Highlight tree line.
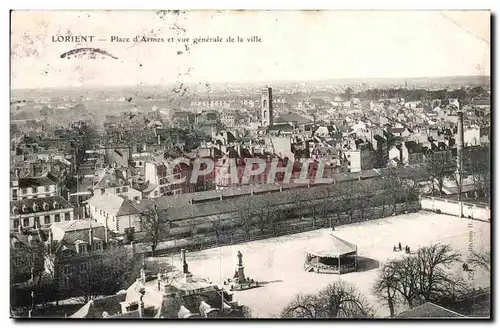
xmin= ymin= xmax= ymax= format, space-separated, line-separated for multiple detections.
xmin=140 ymin=168 xmax=421 ymax=256
xmin=341 ymin=86 xmax=489 ymax=103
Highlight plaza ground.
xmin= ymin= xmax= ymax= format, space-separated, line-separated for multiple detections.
xmin=153 ymin=211 xmax=490 ymax=318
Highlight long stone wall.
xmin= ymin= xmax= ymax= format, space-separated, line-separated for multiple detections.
xmin=420 ymin=196 xmax=490 ymax=221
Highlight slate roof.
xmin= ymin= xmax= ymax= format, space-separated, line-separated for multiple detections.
xmin=396 ymin=302 xmax=465 ymax=318
xmin=18 ymin=176 xmax=56 ymax=188
xmin=11 ymin=196 xmax=73 ymax=214
xmin=51 ymin=219 xmax=104 ymax=233
xmin=71 ymin=292 xmax=126 ymax=319
xmin=86 ymin=193 xmax=140 ymax=217
xmin=275 ymin=113 xmax=312 ymax=126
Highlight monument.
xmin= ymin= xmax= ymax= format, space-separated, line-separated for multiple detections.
xmin=224 ymin=251 xmax=258 ymax=291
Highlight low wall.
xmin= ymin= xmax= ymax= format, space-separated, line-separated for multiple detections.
xmin=420 ymin=196 xmax=490 ymax=221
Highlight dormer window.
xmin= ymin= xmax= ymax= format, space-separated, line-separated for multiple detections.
xmin=75 ymin=242 xmax=88 ymax=254
xmin=32 ymin=203 xmax=38 ymax=212
xmin=22 ymin=205 xmax=28 ymax=213
xmin=12 ymin=206 xmax=18 ymax=215
xmin=52 ymin=201 xmax=59 ymax=209
xmin=42 ymin=202 xmax=49 ymax=211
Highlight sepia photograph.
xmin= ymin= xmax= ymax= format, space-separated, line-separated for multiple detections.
xmin=9 ymin=9 xmax=491 ymax=319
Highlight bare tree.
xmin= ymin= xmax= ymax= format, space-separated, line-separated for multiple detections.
xmin=373 ymin=260 xmax=399 ymax=317
xmin=425 ymin=150 xmax=453 ymax=196
xmin=141 ymin=205 xmax=169 ymax=256
xmin=416 ymin=244 xmax=461 ymax=303
xmin=392 ymin=255 xmax=421 ymax=309
xmin=73 ymin=248 xmax=138 ymax=303
xmin=374 ymin=243 xmax=462 ymax=312
xmin=469 ymin=250 xmax=490 ymax=274
xmin=234 ymin=201 xmax=254 ymax=240
xmin=281 ymin=281 xmax=373 ymax=318
xmin=464 ymin=146 xmax=490 ymax=202
xmin=211 ymin=215 xmax=223 ymax=246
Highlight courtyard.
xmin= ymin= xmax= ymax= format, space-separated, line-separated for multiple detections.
xmin=154 ymin=211 xmax=490 ymax=318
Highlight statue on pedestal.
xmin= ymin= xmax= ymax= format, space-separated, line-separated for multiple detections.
xmin=237 ymin=251 xmax=243 ymax=267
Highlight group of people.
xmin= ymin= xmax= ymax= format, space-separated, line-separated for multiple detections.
xmin=462 ymin=263 xmax=470 ymax=272
xmin=393 ymin=242 xmax=411 ymax=254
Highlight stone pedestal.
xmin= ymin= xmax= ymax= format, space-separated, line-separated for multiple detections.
xmin=224 ymin=251 xmax=258 ymax=291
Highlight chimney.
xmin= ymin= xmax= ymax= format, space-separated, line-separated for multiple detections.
xmin=456 ymin=111 xmax=464 ymax=175
xmin=88 ymin=220 xmax=94 ymax=252
xmin=104 ymin=225 xmax=109 ymax=243
xmin=48 ymin=229 xmax=54 ymax=251
xmin=237 ymin=144 xmax=242 ymax=158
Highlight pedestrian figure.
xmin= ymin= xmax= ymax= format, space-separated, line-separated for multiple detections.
xmin=393 ymin=245 xmax=397 ymax=252
xmin=462 ymin=263 xmax=466 ymax=271
xmin=398 ymin=242 xmax=402 ymax=251
xmin=332 ymin=225 xmax=335 ymax=231
xmin=464 ymin=263 xmax=469 ymax=271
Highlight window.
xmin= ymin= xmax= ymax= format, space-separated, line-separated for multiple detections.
xmin=21 ymin=188 xmax=28 ymax=195
xmin=23 ymin=218 xmax=29 ymax=227
xmin=65 ymin=212 xmax=71 ymax=221
xmin=61 ymin=278 xmax=71 ymax=290
xmin=63 ymin=265 xmax=73 ymax=276
xmin=44 ymin=186 xmax=50 ymax=192
xmin=44 ymin=216 xmax=51 ymax=225
xmin=79 ymin=262 xmax=89 ymax=272
xmin=115 ymin=188 xmax=120 ymax=193
xmin=79 ymin=244 xmax=87 ymax=254
xmin=55 ymin=214 xmax=61 ymax=222
xmin=94 ymin=242 xmax=103 ymax=251
xmin=13 ymin=219 xmax=19 ymax=228
xmin=12 ymin=189 xmax=18 ymax=201
xmin=100 ymin=189 xmax=105 ymax=195
xmin=122 ymin=187 xmax=128 ymax=192
xmin=34 ymin=217 xmax=40 ymax=226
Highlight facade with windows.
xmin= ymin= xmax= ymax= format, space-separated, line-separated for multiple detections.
xmin=10 ymin=176 xmax=57 ymax=201
xmin=10 ymin=196 xmax=74 ymax=231
xmin=44 ymin=220 xmax=119 ymax=292
xmin=86 ymin=192 xmax=142 ymax=234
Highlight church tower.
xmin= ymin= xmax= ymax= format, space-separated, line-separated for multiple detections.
xmin=261 ymin=87 xmax=273 ymax=127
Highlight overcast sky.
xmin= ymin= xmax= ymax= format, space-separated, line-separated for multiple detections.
xmin=11 ymin=10 xmax=490 ymax=89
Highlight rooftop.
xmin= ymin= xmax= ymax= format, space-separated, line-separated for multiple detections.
xmin=395 ymin=302 xmax=465 ymax=318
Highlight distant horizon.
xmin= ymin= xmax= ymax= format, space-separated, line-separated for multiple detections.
xmin=10 ymin=74 xmax=491 ymax=92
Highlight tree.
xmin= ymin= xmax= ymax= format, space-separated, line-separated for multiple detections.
xmin=425 ymin=151 xmax=454 ymax=195
xmin=70 ymin=248 xmax=140 ymax=303
xmin=339 ymin=181 xmax=356 ymax=222
xmin=343 ymin=87 xmax=354 ymax=101
xmin=141 ymin=205 xmax=169 ymax=256
xmin=374 ymin=244 xmax=462 ymax=312
xmin=469 ymin=250 xmax=490 ymax=274
xmin=281 ymin=280 xmax=373 ymax=318
xmin=415 ymin=244 xmax=461 ymax=303
xmin=464 ymin=146 xmax=490 ymax=203
xmin=235 ymin=202 xmax=254 ymax=240
xmin=211 ymin=215 xmax=224 ymax=246
xmin=373 ymin=260 xmax=399 ymax=317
